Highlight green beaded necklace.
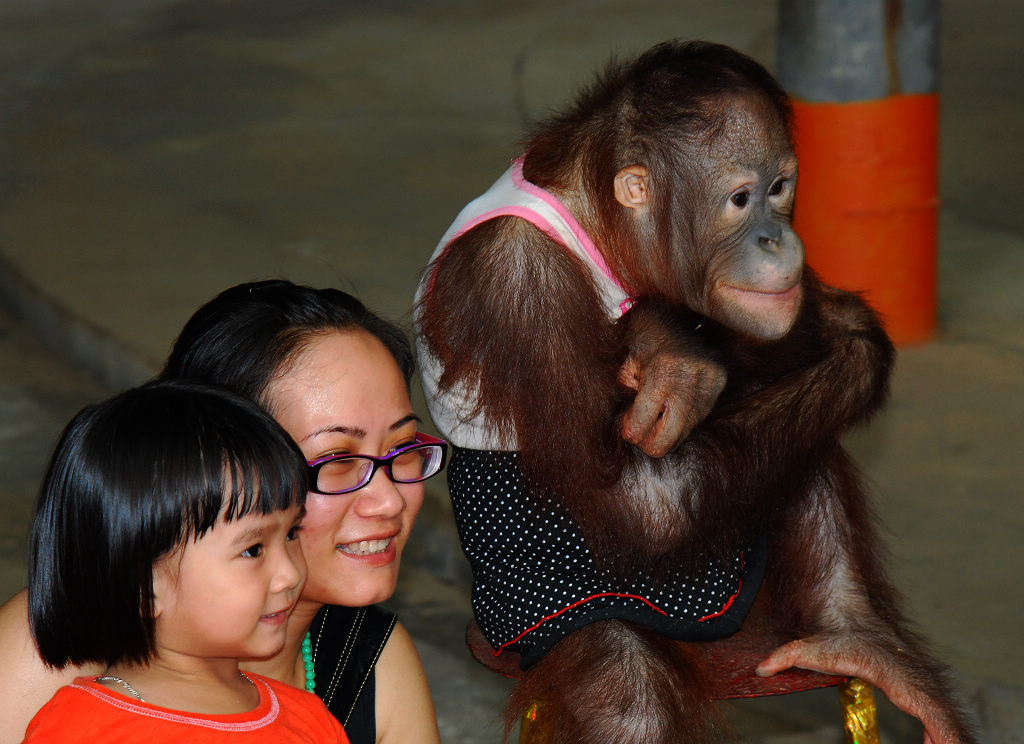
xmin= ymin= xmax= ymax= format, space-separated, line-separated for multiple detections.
xmin=302 ymin=631 xmax=315 ymax=692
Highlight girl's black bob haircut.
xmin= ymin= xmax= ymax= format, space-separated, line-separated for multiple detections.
xmin=28 ymin=379 xmax=307 ymax=669
xmin=161 ymin=279 xmax=414 ymax=409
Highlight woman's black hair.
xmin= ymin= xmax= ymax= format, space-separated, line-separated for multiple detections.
xmin=27 ymin=379 xmax=307 ymax=669
xmin=161 ymin=280 xmax=414 ymax=409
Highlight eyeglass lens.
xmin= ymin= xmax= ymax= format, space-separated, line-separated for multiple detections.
xmin=315 ymin=445 xmax=444 ymax=494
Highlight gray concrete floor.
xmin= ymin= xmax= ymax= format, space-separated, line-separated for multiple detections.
xmin=0 ymin=1 xmax=1021 ymax=742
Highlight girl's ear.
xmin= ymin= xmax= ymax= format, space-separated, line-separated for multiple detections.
xmin=150 ymin=560 xmax=175 ymax=619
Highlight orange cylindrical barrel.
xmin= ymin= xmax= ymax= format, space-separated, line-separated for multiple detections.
xmin=791 ymin=94 xmax=939 ymax=344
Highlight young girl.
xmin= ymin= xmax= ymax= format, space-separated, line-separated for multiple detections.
xmin=23 ymin=380 xmax=348 ymax=742
xmin=0 ymin=282 xmax=442 ymax=744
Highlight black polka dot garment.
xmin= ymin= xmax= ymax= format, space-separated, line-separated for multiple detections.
xmin=448 ymin=447 xmax=767 ymax=669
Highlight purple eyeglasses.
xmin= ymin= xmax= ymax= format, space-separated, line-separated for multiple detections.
xmin=306 ymin=433 xmax=449 ymax=495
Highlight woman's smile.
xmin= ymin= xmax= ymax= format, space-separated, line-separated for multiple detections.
xmin=337 ymin=536 xmax=394 ymax=556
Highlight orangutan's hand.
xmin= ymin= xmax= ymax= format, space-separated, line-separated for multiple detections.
xmin=619 ymin=350 xmax=726 ymax=457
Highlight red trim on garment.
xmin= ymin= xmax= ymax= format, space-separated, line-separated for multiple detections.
xmin=494 ymin=551 xmax=747 ymax=656
xmin=698 ymin=551 xmax=745 ymax=622
xmin=494 ymin=592 xmax=669 ymax=656
xmin=696 ymin=552 xmax=745 ymax=622
xmin=697 ymin=579 xmax=742 ymax=621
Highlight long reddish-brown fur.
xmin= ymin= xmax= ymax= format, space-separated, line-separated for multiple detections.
xmin=419 ymin=40 xmax=976 ymax=744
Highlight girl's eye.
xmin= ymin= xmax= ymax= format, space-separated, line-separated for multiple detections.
xmin=730 ymin=191 xmax=749 ymax=208
xmin=241 ymin=543 xmax=264 ymax=558
xmin=286 ymin=525 xmax=302 ymax=541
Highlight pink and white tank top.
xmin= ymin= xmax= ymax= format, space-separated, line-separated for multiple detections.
xmin=415 ymin=158 xmax=631 ymax=450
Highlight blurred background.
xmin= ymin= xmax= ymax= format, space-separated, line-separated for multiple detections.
xmin=1 ymin=1 xmax=1021 ymax=741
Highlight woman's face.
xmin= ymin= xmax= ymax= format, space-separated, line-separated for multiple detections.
xmin=266 ymin=329 xmax=423 ymax=608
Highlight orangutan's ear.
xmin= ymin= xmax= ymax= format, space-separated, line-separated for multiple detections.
xmin=614 ymin=165 xmax=650 ymax=210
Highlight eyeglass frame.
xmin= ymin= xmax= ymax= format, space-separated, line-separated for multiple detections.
xmin=305 ymin=432 xmax=449 ymax=495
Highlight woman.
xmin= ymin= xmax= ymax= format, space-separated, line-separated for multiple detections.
xmin=0 ymin=280 xmax=442 ymax=744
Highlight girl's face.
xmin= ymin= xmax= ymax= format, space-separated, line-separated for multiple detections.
xmin=267 ymin=330 xmax=424 ymax=608
xmin=153 ymin=503 xmax=306 ymax=662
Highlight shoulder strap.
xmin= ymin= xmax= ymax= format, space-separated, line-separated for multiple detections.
xmin=433 ymin=157 xmax=632 ymax=319
xmin=310 ymin=604 xmax=397 ymax=738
